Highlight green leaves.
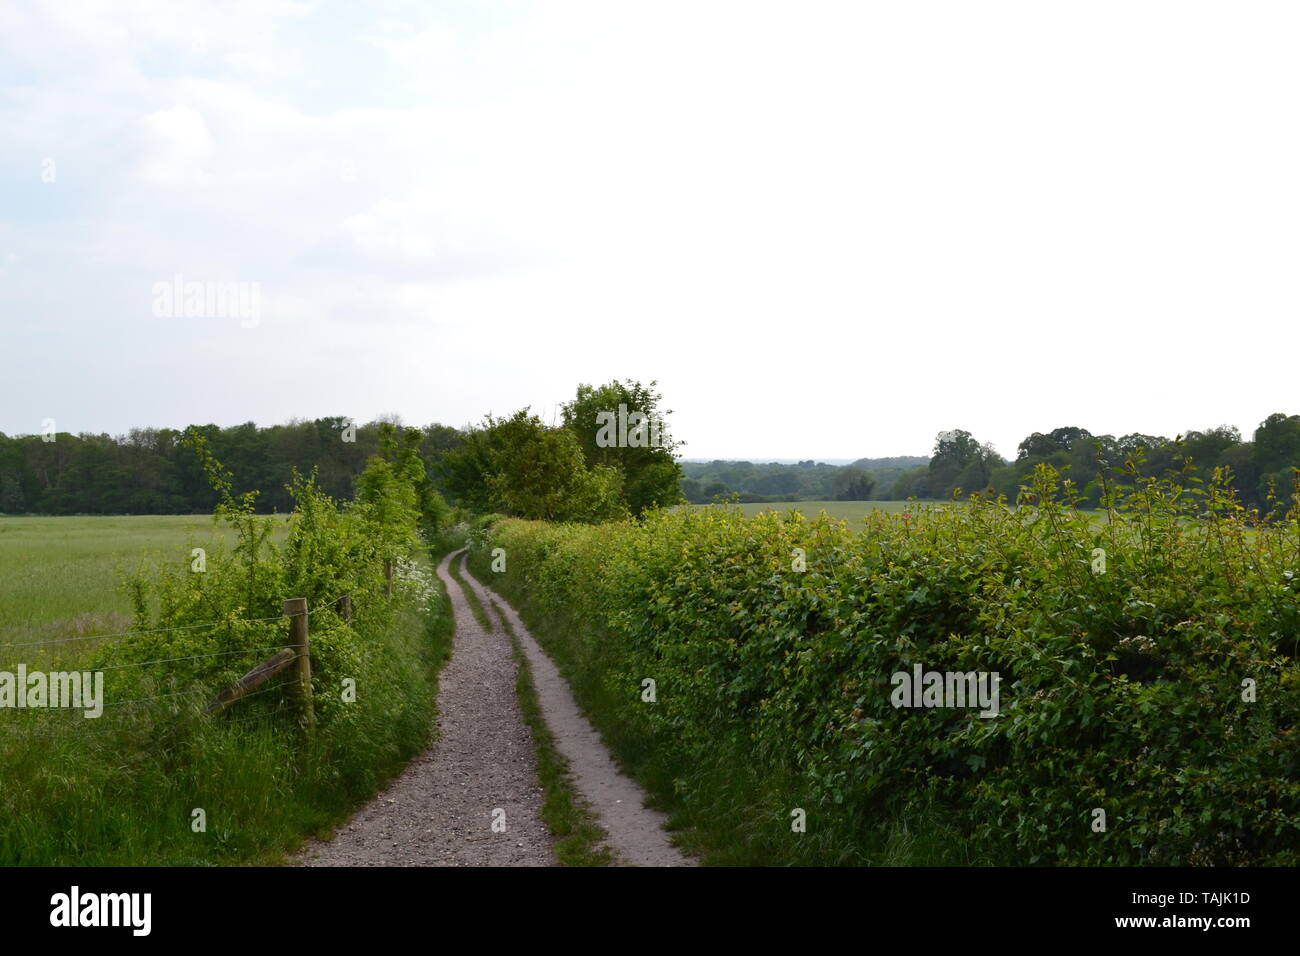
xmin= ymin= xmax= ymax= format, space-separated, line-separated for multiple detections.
xmin=443 ymin=410 xmax=628 ymax=523
xmin=478 ymin=478 xmax=1300 ymax=865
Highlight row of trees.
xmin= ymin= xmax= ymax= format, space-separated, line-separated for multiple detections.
xmin=892 ymin=414 xmax=1300 ymax=512
xmin=0 ymin=417 xmax=463 ymax=516
xmin=0 ymin=380 xmax=684 ymax=523
xmin=7 ymin=399 xmax=1300 ymax=518
xmin=679 ymin=456 xmax=926 ymax=502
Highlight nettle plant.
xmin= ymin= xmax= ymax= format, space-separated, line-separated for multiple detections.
xmin=99 ymin=426 xmax=432 ymax=723
xmin=477 ymin=457 xmax=1300 ymax=866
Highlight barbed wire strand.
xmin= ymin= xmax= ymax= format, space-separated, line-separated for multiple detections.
xmin=0 ymin=591 xmax=365 ymax=739
xmin=306 ymin=594 xmax=349 ymax=616
xmin=96 ymin=644 xmax=303 ymax=671
xmin=103 ymin=687 xmax=203 ymax=708
xmin=0 ymin=677 xmax=304 ymax=741
xmin=2 ymin=614 xmax=285 ymax=650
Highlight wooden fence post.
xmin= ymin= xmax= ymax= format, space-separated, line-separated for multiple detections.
xmin=284 ymin=597 xmax=315 ymax=732
xmin=384 ymin=560 xmax=394 ymax=599
xmin=204 ymin=648 xmax=298 ymax=716
xmin=339 ymin=593 xmax=352 ymax=625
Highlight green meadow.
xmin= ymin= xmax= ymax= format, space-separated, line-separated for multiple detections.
xmin=0 ymin=501 xmax=453 ymax=866
xmin=703 ymin=499 xmax=1114 ymax=529
xmin=0 ymin=515 xmax=290 ymax=657
xmin=693 ymin=499 xmax=957 ymax=522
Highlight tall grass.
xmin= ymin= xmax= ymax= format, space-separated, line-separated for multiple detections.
xmin=0 ymin=427 xmax=456 ymax=866
xmin=0 ymin=515 xmax=289 ymax=650
xmin=0 ymin=564 xmax=451 ymax=866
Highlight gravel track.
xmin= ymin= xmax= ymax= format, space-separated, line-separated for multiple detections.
xmin=294 ymin=548 xmax=691 ymax=867
xmin=294 ymin=549 xmax=550 ymax=866
xmin=464 ymin=566 xmax=692 ymax=867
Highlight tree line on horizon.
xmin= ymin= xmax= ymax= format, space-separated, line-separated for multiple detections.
xmin=0 ymin=380 xmax=684 ymax=522
xmin=3 ymin=400 xmax=1299 ymax=519
xmin=898 ymin=416 xmax=1300 ymax=513
xmin=679 ymin=456 xmax=926 ymax=503
xmin=679 ymin=417 xmax=1300 ymax=514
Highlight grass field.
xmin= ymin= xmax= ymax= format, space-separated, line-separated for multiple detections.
xmin=0 ymin=515 xmax=290 ymax=656
xmin=692 ymin=499 xmax=1115 ymax=529
xmin=692 ymin=499 xmax=957 ymax=522
xmin=0 ymin=512 xmax=453 ymax=866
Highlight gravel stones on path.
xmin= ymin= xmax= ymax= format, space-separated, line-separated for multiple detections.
xmin=296 ymin=548 xmax=692 ymax=867
xmin=295 ymin=549 xmax=550 ymax=867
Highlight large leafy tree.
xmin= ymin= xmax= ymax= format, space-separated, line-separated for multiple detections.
xmin=1254 ymin=413 xmax=1300 ymax=474
xmin=831 ymin=467 xmax=876 ymax=501
xmin=561 ymin=380 xmax=684 ymax=515
xmin=1252 ymin=413 xmax=1300 ymax=509
xmin=1182 ymin=426 xmax=1241 ymax=468
xmin=927 ymin=429 xmax=996 ymax=498
xmin=356 ymin=422 xmax=449 ymax=538
xmin=440 ymin=410 xmax=626 ymax=522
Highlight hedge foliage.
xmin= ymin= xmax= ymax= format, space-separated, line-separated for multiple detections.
xmin=473 ymin=462 xmax=1300 ymax=865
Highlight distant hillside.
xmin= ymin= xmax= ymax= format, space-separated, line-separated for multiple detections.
xmin=848 ymin=456 xmax=930 ymax=471
xmin=679 ymin=456 xmax=929 ymax=503
xmin=846 ymin=456 xmax=930 ymax=499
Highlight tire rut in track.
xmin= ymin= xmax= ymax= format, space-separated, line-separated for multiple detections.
xmin=294 ymin=548 xmax=691 ymax=867
xmin=294 ymin=549 xmax=550 ymax=866
xmin=463 ymin=559 xmax=692 ymax=867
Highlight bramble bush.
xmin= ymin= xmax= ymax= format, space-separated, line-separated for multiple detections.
xmin=94 ymin=424 xmax=431 ymax=715
xmin=471 ymin=460 xmax=1300 ymax=865
xmin=0 ymin=423 xmax=453 ymax=865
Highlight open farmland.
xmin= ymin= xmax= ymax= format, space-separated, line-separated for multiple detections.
xmin=698 ymin=499 xmax=1116 ymax=528
xmin=0 ymin=515 xmax=290 ymax=655
xmin=0 ymin=452 xmax=453 ymax=866
xmin=700 ymin=499 xmax=955 ymax=521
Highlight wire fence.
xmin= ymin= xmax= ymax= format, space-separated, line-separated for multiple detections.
xmin=0 ymin=676 xmax=305 ymax=744
xmin=0 ymin=593 xmax=349 ymax=652
xmin=0 ymin=594 xmax=352 ymax=735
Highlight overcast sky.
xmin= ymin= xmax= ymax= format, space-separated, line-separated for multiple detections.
xmin=2 ymin=1 xmax=1298 ymax=460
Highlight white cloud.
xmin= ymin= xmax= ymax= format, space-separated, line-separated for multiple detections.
xmin=2 ymin=0 xmax=1299 ymax=457
xmin=363 ymin=19 xmax=460 ymax=65
xmin=136 ymin=105 xmax=214 ymax=185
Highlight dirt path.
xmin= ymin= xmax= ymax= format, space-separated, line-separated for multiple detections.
xmin=463 ymin=565 xmax=692 ymax=867
xmin=295 ymin=548 xmax=691 ymax=867
xmin=295 ymin=549 xmax=550 ymax=866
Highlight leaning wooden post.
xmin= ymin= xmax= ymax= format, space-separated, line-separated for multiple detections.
xmin=284 ymin=597 xmax=315 ymax=732
xmin=204 ymin=648 xmax=298 ymax=716
xmin=339 ymin=593 xmax=352 ymax=625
